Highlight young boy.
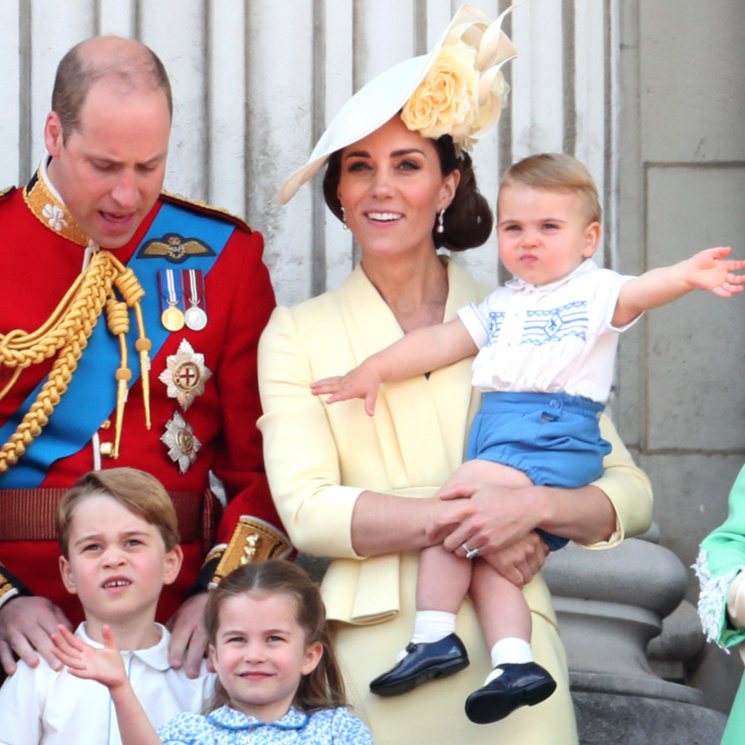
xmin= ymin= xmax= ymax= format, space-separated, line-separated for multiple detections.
xmin=311 ymin=153 xmax=745 ymax=724
xmin=0 ymin=468 xmax=213 ymax=745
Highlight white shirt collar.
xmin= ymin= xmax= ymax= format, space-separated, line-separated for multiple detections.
xmin=76 ymin=622 xmax=172 ymax=672
xmin=506 ymin=258 xmax=598 ymax=294
xmin=40 ymin=154 xmax=65 ymax=205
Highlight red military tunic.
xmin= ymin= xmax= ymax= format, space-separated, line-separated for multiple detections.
xmin=0 ymin=166 xmax=287 ymax=625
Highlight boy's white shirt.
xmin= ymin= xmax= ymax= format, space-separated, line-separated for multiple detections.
xmin=458 ymin=259 xmax=641 ymax=403
xmin=0 ymin=622 xmax=215 ymax=745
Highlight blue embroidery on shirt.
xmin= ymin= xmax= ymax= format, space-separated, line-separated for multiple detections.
xmin=486 ymin=311 xmax=505 ymax=343
xmin=485 ymin=302 xmax=589 ymax=347
xmin=521 ymin=302 xmax=588 ymax=345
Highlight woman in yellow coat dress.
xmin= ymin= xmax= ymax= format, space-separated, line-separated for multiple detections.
xmin=259 ymin=7 xmax=653 ymax=744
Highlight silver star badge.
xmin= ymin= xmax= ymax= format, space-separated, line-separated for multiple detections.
xmin=161 ymin=410 xmax=201 ymax=474
xmin=159 ymin=339 xmax=212 ymax=411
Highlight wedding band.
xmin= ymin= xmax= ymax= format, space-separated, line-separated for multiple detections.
xmin=462 ymin=542 xmax=479 ymax=560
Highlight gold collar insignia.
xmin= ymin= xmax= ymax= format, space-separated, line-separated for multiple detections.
xmin=23 ymin=166 xmax=91 ymax=247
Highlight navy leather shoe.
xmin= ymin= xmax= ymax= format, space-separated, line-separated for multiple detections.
xmin=369 ymin=633 xmax=469 ymax=696
xmin=465 ymin=661 xmax=556 ymax=724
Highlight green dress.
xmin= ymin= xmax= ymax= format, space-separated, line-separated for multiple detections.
xmin=696 ymin=464 xmax=745 ymax=745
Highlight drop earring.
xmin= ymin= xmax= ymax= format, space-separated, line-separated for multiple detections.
xmin=436 ymin=209 xmax=445 ymax=234
xmin=341 ymin=206 xmax=349 ymax=230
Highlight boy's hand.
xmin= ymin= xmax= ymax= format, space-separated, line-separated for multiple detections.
xmin=51 ymin=624 xmax=128 ymax=692
xmin=310 ymin=364 xmax=383 ymax=416
xmin=683 ymin=246 xmax=745 ymax=297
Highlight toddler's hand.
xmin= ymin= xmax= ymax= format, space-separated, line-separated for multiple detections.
xmin=310 ymin=365 xmax=382 ymax=416
xmin=51 ymin=624 xmax=128 ymax=692
xmin=684 ymin=246 xmax=745 ymax=297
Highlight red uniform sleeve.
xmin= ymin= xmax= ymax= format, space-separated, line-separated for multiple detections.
xmin=192 ymin=227 xmax=292 ymax=592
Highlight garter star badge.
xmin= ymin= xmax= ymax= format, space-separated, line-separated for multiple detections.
xmin=159 ymin=339 xmax=212 ymax=411
xmin=161 ymin=410 xmax=201 ymax=474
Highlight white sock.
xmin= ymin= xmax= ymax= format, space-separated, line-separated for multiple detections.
xmin=485 ymin=638 xmax=533 ymax=685
xmin=395 ymin=611 xmax=457 ymax=662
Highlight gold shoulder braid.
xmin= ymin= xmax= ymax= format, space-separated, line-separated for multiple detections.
xmin=0 ymin=249 xmax=152 ymax=472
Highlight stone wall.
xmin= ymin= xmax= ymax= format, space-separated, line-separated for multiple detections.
xmin=617 ymin=0 xmax=745 ymax=713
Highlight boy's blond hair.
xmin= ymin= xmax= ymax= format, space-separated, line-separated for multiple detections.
xmin=500 ymin=152 xmax=602 ymax=224
xmin=56 ymin=468 xmax=180 ymax=557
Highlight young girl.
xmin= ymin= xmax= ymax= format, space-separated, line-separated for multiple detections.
xmin=311 ymin=153 xmax=745 ymax=725
xmin=52 ymin=560 xmax=373 ymax=745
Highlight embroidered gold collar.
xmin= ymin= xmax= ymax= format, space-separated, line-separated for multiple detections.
xmin=23 ymin=164 xmax=91 ymax=248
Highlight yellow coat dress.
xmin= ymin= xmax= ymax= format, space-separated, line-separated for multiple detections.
xmin=258 ymin=259 xmax=653 ymax=745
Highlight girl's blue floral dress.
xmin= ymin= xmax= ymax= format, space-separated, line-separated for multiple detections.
xmin=156 ymin=705 xmax=373 ymax=744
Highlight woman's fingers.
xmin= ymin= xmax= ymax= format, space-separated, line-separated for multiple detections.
xmin=479 ymin=534 xmax=550 ymax=587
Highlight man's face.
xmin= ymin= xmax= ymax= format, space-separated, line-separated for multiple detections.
xmin=45 ymin=82 xmax=171 ymax=248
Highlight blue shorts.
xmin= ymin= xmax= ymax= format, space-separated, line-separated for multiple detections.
xmin=466 ymin=391 xmax=611 ymax=550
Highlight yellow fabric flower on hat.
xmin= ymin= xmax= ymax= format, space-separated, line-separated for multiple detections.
xmin=402 ymin=42 xmax=479 ymax=140
xmin=402 ymin=4 xmax=517 ymax=152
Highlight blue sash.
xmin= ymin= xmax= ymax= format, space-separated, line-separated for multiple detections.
xmin=0 ymin=202 xmax=234 ymax=487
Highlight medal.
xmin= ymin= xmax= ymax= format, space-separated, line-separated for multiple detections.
xmin=159 ymin=339 xmax=212 ymax=411
xmin=183 ymin=269 xmax=208 ymax=331
xmin=162 ymin=305 xmax=185 ymax=331
xmin=161 ymin=410 xmax=201 ymax=473
xmin=159 ymin=269 xmax=185 ymax=331
xmin=184 ymin=306 xmax=207 ymax=331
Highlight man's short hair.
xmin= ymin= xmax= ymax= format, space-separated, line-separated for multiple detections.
xmin=51 ymin=37 xmax=173 ymax=142
xmin=500 ymin=152 xmax=602 ymax=225
xmin=56 ymin=468 xmax=180 ymax=557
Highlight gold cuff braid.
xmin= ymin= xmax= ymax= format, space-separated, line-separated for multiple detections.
xmin=0 ymin=562 xmax=20 ymax=606
xmin=210 ymin=517 xmax=292 ymax=587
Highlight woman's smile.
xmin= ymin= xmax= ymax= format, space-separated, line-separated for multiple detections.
xmin=365 ymin=211 xmax=403 ymax=224
xmin=338 ymin=116 xmax=457 ymax=260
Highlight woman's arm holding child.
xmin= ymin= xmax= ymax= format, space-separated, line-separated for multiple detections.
xmin=311 ymin=318 xmax=477 ymax=415
xmin=613 ymin=246 xmax=745 ymax=327
xmin=52 ymin=626 xmax=162 ymax=745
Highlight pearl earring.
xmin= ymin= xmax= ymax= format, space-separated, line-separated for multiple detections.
xmin=341 ymin=206 xmax=349 ymax=230
xmin=436 ymin=209 xmax=445 ymax=234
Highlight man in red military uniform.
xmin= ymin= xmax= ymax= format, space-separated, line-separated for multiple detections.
xmin=0 ymin=36 xmax=289 ymax=678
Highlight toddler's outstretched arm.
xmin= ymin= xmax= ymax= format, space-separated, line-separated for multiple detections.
xmin=311 ymin=318 xmax=477 ymax=415
xmin=52 ymin=625 xmax=163 ymax=745
xmin=614 ymin=246 xmax=745 ymax=326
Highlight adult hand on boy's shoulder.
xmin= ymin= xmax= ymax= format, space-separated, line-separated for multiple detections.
xmin=168 ymin=592 xmax=213 ymax=678
xmin=0 ymin=596 xmax=72 ymax=674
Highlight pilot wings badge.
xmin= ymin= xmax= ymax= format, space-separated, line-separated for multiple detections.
xmin=137 ymin=232 xmax=216 ymax=264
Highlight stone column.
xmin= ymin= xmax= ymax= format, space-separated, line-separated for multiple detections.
xmin=543 ymin=528 xmax=727 ymax=744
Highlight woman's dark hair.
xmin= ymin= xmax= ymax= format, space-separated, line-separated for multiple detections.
xmin=322 ymin=128 xmax=493 ymax=252
xmin=203 ymin=560 xmax=347 ymax=715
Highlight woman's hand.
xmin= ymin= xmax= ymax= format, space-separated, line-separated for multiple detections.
xmin=727 ymin=572 xmax=745 ymax=628
xmin=429 ymin=481 xmax=544 ymax=555
xmin=428 ymin=481 xmax=549 ymax=587
xmin=478 ymin=533 xmax=549 ymax=588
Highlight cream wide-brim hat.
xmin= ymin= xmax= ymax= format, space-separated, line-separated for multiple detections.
xmin=278 ymin=3 xmax=517 ymax=205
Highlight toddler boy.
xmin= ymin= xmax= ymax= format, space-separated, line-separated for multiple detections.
xmin=312 ymin=153 xmax=745 ymax=724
